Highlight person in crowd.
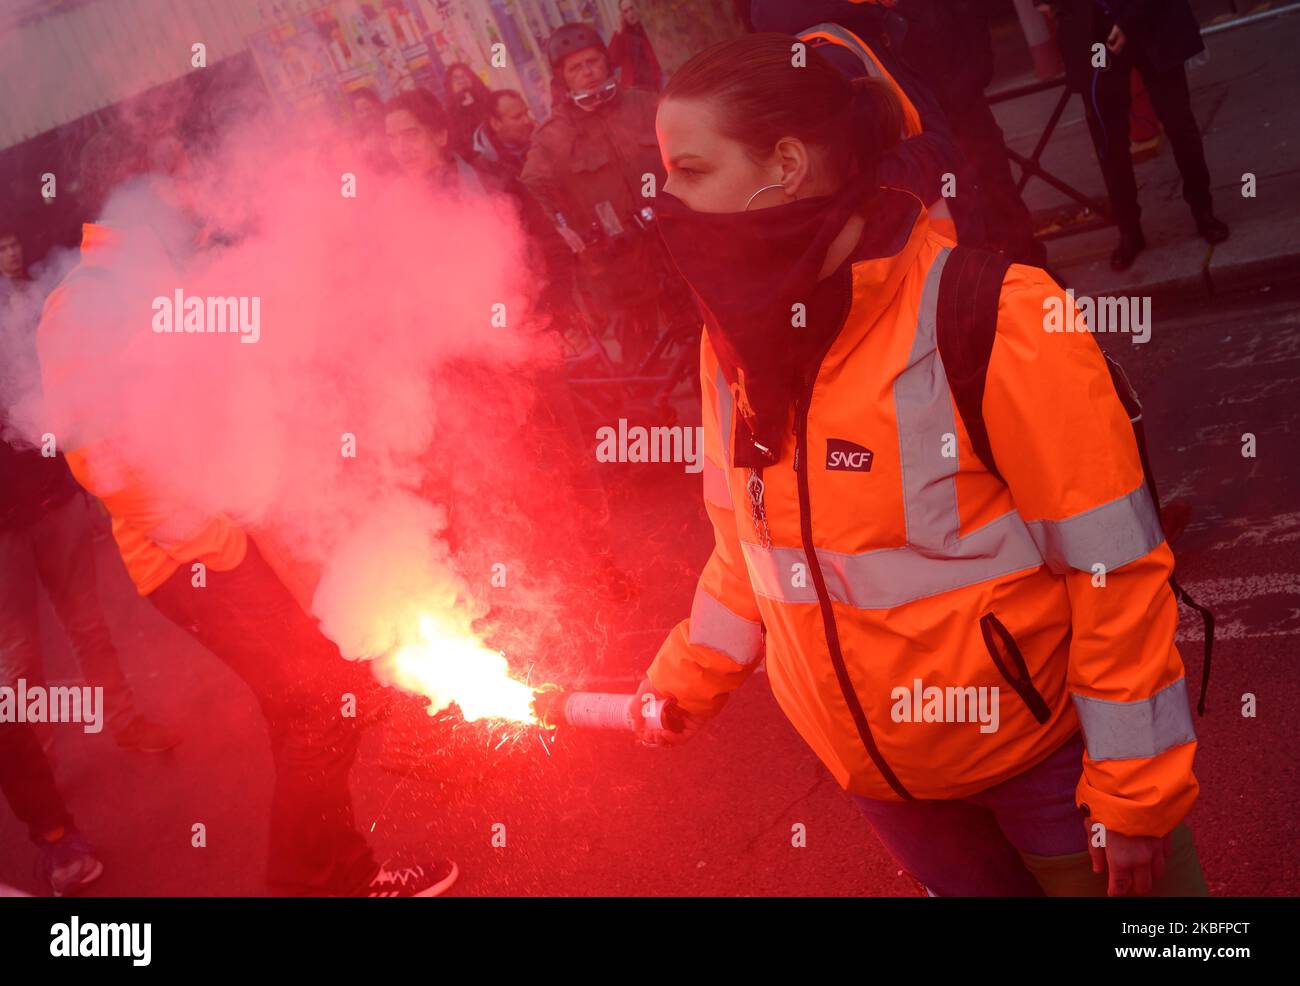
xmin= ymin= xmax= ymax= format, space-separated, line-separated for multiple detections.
xmin=470 ymin=90 xmax=537 ymax=181
xmin=443 ymin=62 xmax=493 ymax=160
xmin=0 ymin=720 xmax=103 ymax=895
xmin=746 ymin=3 xmax=964 ymax=244
xmin=382 ymin=88 xmax=633 ymax=605
xmin=347 ymin=86 xmax=396 ymax=175
xmin=1 ymin=218 xmax=165 ymax=896
xmin=635 ymin=34 xmax=1207 ymax=898
xmin=1 ymin=222 xmax=179 ymax=754
xmin=383 ymin=87 xmax=574 ymax=298
xmin=0 ymin=226 xmax=26 ymax=282
xmin=1047 ymin=0 xmax=1229 ymax=270
xmin=608 ymin=0 xmax=664 ymax=91
xmin=522 ymin=22 xmax=695 ymax=367
xmin=750 ymin=0 xmax=1048 ymax=266
xmin=384 ymin=88 xmax=508 ymax=200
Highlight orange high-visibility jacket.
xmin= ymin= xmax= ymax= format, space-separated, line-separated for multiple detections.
xmin=797 ymin=20 xmax=957 ymax=239
xmin=798 ymin=22 xmax=923 ymax=137
xmin=37 ymin=224 xmax=247 ymax=596
xmin=648 ymin=197 xmax=1197 ymax=839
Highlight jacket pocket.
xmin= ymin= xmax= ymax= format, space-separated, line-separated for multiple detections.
xmin=979 ymin=612 xmax=1052 ymax=724
xmin=569 ymin=133 xmax=613 ymax=175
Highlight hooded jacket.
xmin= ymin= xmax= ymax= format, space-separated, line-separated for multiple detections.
xmin=648 ymin=189 xmax=1198 ymax=839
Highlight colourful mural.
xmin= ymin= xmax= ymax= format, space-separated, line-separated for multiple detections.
xmin=248 ymin=0 xmax=448 ymax=120
xmin=246 ymin=0 xmax=742 ymax=123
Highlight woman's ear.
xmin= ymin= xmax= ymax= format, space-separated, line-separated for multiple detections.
xmin=774 ymin=136 xmax=813 ymax=198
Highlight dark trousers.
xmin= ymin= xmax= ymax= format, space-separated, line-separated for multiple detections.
xmin=853 ymin=731 xmax=1208 ymax=896
xmin=1082 ymin=47 xmax=1213 ymax=233
xmin=0 ymin=721 xmax=73 ymax=842
xmin=950 ymin=98 xmax=1047 ymax=266
xmin=149 ymin=541 xmax=390 ymax=895
xmin=0 ymin=491 xmax=136 ymax=732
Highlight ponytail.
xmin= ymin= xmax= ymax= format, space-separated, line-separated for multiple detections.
xmin=847 ymin=77 xmax=903 ymax=179
xmin=663 ymin=33 xmax=905 ymax=186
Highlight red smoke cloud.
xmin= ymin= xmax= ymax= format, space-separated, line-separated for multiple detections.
xmin=5 ymin=104 xmax=588 ymax=720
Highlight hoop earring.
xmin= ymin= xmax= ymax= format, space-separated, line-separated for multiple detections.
xmin=743 ymin=183 xmax=785 ymax=211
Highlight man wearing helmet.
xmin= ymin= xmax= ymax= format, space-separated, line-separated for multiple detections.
xmin=521 ymin=22 xmax=688 ymax=367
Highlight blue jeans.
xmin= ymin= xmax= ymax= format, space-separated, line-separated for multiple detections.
xmin=0 ymin=491 xmax=137 ymax=732
xmin=853 ymin=731 xmax=1095 ymax=896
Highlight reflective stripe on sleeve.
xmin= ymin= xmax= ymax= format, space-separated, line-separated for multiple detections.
xmin=1026 ymin=484 xmax=1164 ymax=575
xmin=688 ymin=585 xmax=764 ymax=666
xmin=1072 ymin=678 xmax=1196 ymax=762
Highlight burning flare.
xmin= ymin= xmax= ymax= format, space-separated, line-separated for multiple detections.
xmin=379 ymin=611 xmax=538 ymax=724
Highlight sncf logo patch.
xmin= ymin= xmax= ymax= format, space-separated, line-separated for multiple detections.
xmin=826 ymin=438 xmax=874 ymax=472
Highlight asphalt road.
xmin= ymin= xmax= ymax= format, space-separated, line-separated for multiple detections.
xmin=2 ymin=275 xmax=1297 ymax=896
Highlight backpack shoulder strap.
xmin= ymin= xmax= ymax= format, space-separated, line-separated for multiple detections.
xmin=934 ymin=245 xmax=1011 ymax=484
xmin=1107 ymin=353 xmax=1217 ymax=715
xmin=936 ymin=248 xmax=1219 ymax=716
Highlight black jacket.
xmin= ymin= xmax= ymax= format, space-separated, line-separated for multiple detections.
xmin=1049 ymin=0 xmax=1204 ymax=91
xmin=0 ymin=422 xmax=79 ymax=530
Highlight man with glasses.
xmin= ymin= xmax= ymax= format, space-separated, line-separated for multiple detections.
xmin=521 ymin=23 xmax=691 ymax=369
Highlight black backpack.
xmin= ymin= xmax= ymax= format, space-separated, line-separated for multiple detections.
xmin=935 ymin=246 xmax=1214 ymax=716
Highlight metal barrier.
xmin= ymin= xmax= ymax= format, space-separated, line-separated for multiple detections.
xmin=985 ymin=2 xmax=1300 ymax=240
xmin=552 ymin=254 xmax=702 ymax=425
xmin=986 ymin=74 xmax=1112 ymax=240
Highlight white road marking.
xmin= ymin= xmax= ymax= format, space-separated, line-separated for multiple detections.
xmin=1173 ymin=572 xmax=1300 ymax=641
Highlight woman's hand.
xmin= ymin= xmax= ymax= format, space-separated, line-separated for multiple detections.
xmin=1086 ymin=821 xmax=1173 ymax=895
xmin=631 ymin=678 xmax=704 ymax=747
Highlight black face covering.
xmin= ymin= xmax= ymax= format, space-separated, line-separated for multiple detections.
xmin=656 ymin=172 xmax=877 ymax=463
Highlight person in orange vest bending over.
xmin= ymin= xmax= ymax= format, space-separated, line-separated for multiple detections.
xmin=636 ymin=34 xmax=1207 ymax=897
xmin=35 ymin=125 xmax=460 ymax=898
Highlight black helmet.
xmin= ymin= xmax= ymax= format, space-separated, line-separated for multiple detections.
xmin=547 ymin=22 xmax=607 ymax=71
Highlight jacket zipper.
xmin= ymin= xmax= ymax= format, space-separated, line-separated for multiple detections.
xmin=978 ymin=613 xmax=1052 ymax=724
xmin=793 ymin=359 xmax=914 ymax=802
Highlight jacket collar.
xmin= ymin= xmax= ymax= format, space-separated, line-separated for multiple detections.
xmin=826 ymin=187 xmax=941 ymax=356
xmin=76 ymin=215 xmax=190 ymax=282
xmin=79 ymin=222 xmax=118 ymax=265
xmin=728 ymin=187 xmax=929 ymax=469
xmin=471 ymin=122 xmax=499 ymax=162
xmin=836 ymin=186 xmax=929 ymax=340
xmin=472 ymin=124 xmax=526 ymax=170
